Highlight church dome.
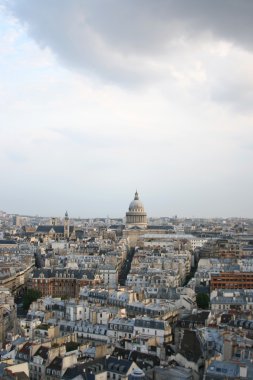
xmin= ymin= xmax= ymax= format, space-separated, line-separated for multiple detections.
xmin=129 ymin=191 xmax=144 ymax=211
xmin=125 ymin=191 xmax=147 ymax=229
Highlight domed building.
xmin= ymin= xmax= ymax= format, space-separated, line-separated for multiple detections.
xmin=125 ymin=191 xmax=147 ymax=229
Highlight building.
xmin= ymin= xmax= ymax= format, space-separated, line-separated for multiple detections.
xmin=205 ymin=360 xmax=248 ymax=379
xmin=107 ymin=318 xmax=135 ymax=344
xmin=211 ymin=272 xmax=253 ymax=290
xmin=99 ymin=265 xmax=118 ymax=289
xmin=125 ymin=191 xmax=147 ymax=229
xmin=30 ymin=269 xmax=102 ymax=298
xmin=35 ymin=212 xmax=74 ymax=240
xmin=210 ymin=289 xmax=253 ymax=312
xmin=0 ymin=288 xmax=17 ymax=343
xmin=134 ymin=317 xmax=172 ymax=345
xmin=0 ymin=263 xmax=34 ymax=295
xmin=45 ymin=353 xmax=77 ymax=380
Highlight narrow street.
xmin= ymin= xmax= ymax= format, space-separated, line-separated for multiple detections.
xmin=118 ymin=247 xmax=135 ymax=286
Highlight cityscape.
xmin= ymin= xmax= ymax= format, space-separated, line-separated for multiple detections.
xmin=1 ymin=191 xmax=253 ymax=379
xmin=1 ymin=1 xmax=253 ymax=379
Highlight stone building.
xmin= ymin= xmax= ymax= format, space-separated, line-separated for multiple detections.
xmin=0 ymin=262 xmax=34 ymax=295
xmin=0 ymin=288 xmax=17 ymax=344
xmin=35 ymin=212 xmax=74 ymax=240
xmin=125 ymin=191 xmax=147 ymax=229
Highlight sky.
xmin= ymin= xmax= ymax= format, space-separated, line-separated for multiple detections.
xmin=1 ymin=0 xmax=253 ymax=218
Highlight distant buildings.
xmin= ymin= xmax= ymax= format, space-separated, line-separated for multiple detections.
xmin=2 ymin=194 xmax=253 ymax=379
xmin=35 ymin=211 xmax=75 ymax=240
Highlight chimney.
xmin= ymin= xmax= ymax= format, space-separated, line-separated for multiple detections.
xmin=239 ymin=364 xmax=247 ymax=378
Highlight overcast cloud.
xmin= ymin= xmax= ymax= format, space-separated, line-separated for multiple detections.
xmin=1 ymin=0 xmax=253 ymax=218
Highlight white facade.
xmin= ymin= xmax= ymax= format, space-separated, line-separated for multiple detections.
xmin=107 ymin=318 xmax=134 ymax=344
xmin=134 ymin=317 xmax=172 ymax=344
xmin=65 ymin=303 xmax=89 ymax=322
xmin=99 ymin=266 xmax=118 ymax=289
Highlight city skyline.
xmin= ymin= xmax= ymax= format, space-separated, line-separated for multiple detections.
xmin=1 ymin=1 xmax=253 ymax=218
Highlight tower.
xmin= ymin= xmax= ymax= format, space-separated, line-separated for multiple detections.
xmin=64 ymin=211 xmax=69 ymax=239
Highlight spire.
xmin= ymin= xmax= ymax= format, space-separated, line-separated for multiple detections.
xmin=134 ymin=190 xmax=139 ymax=200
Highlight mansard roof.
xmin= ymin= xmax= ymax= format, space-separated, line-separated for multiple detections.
xmin=36 ymin=225 xmax=74 ymax=234
xmin=32 ymin=268 xmax=97 ymax=280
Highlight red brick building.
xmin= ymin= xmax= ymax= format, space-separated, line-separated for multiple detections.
xmin=30 ymin=269 xmax=102 ymax=298
xmin=211 ymin=272 xmax=253 ymax=291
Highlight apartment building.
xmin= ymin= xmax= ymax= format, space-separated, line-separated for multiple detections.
xmin=30 ymin=269 xmax=102 ymax=298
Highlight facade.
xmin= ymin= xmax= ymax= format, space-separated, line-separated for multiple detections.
xmin=211 ymin=272 xmax=253 ymax=290
xmin=0 ymin=288 xmax=17 ymax=343
xmin=45 ymin=354 xmax=77 ymax=380
xmin=125 ymin=191 xmax=147 ymax=229
xmin=35 ymin=212 xmax=74 ymax=240
xmin=99 ymin=265 xmax=118 ymax=289
xmin=0 ymin=263 xmax=34 ymax=294
xmin=29 ymin=346 xmax=61 ymax=380
xmin=134 ymin=317 xmax=172 ymax=345
xmin=107 ymin=318 xmax=135 ymax=344
xmin=210 ymin=289 xmax=253 ymax=312
xmin=30 ymin=269 xmax=102 ymax=298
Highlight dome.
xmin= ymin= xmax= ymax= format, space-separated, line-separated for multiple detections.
xmin=129 ymin=367 xmax=146 ymax=379
xmin=125 ymin=191 xmax=147 ymax=229
xmin=129 ymin=191 xmax=144 ymax=211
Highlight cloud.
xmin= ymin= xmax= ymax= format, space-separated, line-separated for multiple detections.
xmin=4 ymin=0 xmax=253 ymax=115
xmin=5 ymin=0 xmax=253 ymax=85
xmin=1 ymin=1 xmax=253 ymax=217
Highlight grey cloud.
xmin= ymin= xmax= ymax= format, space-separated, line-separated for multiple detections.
xmin=6 ymin=0 xmax=253 ymax=84
xmin=212 ymin=81 xmax=253 ymax=112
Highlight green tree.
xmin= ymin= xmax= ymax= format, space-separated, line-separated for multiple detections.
xmin=66 ymin=342 xmax=79 ymax=352
xmin=196 ymin=293 xmax=210 ymax=309
xmin=23 ymin=289 xmax=42 ymax=310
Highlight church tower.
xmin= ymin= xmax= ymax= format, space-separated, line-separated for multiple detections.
xmin=64 ymin=211 xmax=70 ymax=239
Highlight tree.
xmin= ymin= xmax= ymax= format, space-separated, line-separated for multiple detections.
xmin=196 ymin=293 xmax=210 ymax=309
xmin=23 ymin=289 xmax=42 ymax=310
xmin=66 ymin=342 xmax=79 ymax=352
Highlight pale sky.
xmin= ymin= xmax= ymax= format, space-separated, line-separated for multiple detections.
xmin=1 ymin=0 xmax=253 ymax=218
